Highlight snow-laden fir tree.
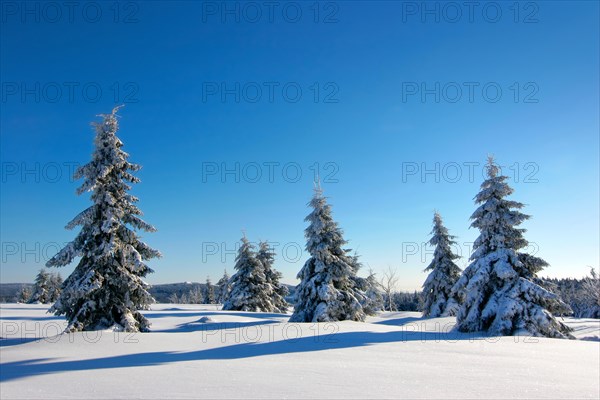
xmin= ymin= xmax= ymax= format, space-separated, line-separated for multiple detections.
xmin=29 ymin=269 xmax=52 ymax=304
xmin=17 ymin=285 xmax=32 ymax=303
xmin=422 ymin=212 xmax=462 ymax=317
xmin=257 ymin=241 xmax=289 ymax=313
xmin=204 ymin=277 xmax=216 ymax=304
xmin=362 ymin=270 xmax=385 ymax=315
xmin=48 ymin=272 xmax=63 ymax=302
xmin=290 ymin=186 xmax=366 ymax=322
xmin=222 ymin=236 xmax=274 ymax=312
xmin=451 ymin=157 xmax=572 ymax=338
xmin=46 ymin=107 xmax=161 ymax=332
xmin=581 ymin=267 xmax=600 ymax=318
xmin=346 ymin=252 xmax=380 ymax=316
xmin=188 ymin=286 xmax=203 ymax=304
xmin=216 ymin=269 xmax=231 ymax=304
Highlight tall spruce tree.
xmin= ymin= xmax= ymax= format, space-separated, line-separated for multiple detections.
xmin=216 ymin=269 xmax=231 ymax=304
xmin=257 ymin=241 xmax=289 ymax=313
xmin=222 ymin=236 xmax=273 ymax=312
xmin=290 ymin=186 xmax=366 ymax=322
xmin=46 ymin=107 xmax=160 ymax=332
xmin=451 ymin=157 xmax=572 ymax=338
xmin=422 ymin=212 xmax=462 ymax=317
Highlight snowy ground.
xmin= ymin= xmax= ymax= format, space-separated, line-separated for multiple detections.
xmin=1 ymin=304 xmax=598 ymax=399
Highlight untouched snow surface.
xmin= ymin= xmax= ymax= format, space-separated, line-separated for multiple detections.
xmin=1 ymin=303 xmax=599 ymax=399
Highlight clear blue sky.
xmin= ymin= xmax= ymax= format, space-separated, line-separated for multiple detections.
xmin=1 ymin=1 xmax=598 ymax=290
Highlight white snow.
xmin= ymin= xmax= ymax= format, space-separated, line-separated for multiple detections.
xmin=1 ymin=303 xmax=598 ymax=399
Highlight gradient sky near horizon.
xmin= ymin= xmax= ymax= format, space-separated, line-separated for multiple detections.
xmin=1 ymin=1 xmax=598 ymax=290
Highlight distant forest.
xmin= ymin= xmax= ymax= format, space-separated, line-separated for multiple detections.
xmin=1 ymin=275 xmax=597 ymax=319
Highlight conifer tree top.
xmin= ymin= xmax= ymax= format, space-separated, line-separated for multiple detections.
xmin=469 ymin=157 xmax=529 ymax=260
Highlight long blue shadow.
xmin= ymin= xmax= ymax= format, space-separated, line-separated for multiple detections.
xmin=0 ymin=329 xmax=480 ymax=382
xmin=0 ymin=316 xmax=64 ymax=321
xmin=0 ymin=337 xmax=41 ymax=348
xmin=143 ymin=311 xmax=288 ymax=320
xmin=154 ymin=320 xmax=279 ymax=333
xmin=374 ymin=316 xmax=429 ymax=326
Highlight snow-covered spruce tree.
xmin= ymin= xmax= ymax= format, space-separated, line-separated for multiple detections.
xmin=451 ymin=157 xmax=572 ymax=338
xmin=422 ymin=212 xmax=462 ymax=317
xmin=29 ymin=269 xmax=52 ymax=304
xmin=204 ymin=277 xmax=216 ymax=304
xmin=290 ymin=187 xmax=366 ymax=322
xmin=46 ymin=107 xmax=160 ymax=332
xmin=216 ymin=269 xmax=231 ymax=304
xmin=17 ymin=285 xmax=32 ymax=303
xmin=188 ymin=286 xmax=203 ymax=304
xmin=362 ymin=269 xmax=385 ymax=315
xmin=581 ymin=267 xmax=600 ymax=318
xmin=222 ymin=236 xmax=274 ymax=312
xmin=48 ymin=272 xmax=63 ymax=302
xmin=257 ymin=241 xmax=289 ymax=313
xmin=168 ymin=293 xmax=181 ymax=304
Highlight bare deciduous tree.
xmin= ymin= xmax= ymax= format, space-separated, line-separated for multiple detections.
xmin=380 ymin=266 xmax=399 ymax=311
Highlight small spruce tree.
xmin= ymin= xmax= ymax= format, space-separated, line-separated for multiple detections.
xmin=17 ymin=285 xmax=32 ymax=303
xmin=216 ymin=270 xmax=231 ymax=304
xmin=362 ymin=269 xmax=385 ymax=315
xmin=29 ymin=269 xmax=52 ymax=304
xmin=257 ymin=241 xmax=289 ymax=313
xmin=204 ymin=277 xmax=216 ymax=304
xmin=222 ymin=236 xmax=273 ymax=312
xmin=48 ymin=272 xmax=63 ymax=302
xmin=422 ymin=212 xmax=462 ymax=317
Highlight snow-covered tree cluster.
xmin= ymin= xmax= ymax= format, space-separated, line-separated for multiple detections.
xmin=449 ymin=157 xmax=572 ymax=338
xmin=222 ymin=237 xmax=289 ymax=313
xmin=28 ymin=269 xmax=63 ymax=304
xmin=421 ymin=212 xmax=462 ymax=317
xmin=46 ymin=107 xmax=161 ymax=333
xmin=37 ymin=109 xmax=586 ymax=339
xmin=545 ymin=269 xmax=600 ymax=318
xmin=290 ymin=187 xmax=368 ymax=322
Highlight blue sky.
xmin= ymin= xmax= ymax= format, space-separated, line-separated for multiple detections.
xmin=1 ymin=1 xmax=598 ymax=290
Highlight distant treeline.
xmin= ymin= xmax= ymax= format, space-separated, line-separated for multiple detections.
xmin=542 ymin=276 xmax=600 ymax=318
xmin=1 ymin=276 xmax=597 ymax=319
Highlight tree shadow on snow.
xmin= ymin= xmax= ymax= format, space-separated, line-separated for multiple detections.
xmin=373 ymin=316 xmax=428 ymax=327
xmin=154 ymin=319 xmax=280 ymax=333
xmin=0 ymin=329 xmax=481 ymax=382
xmin=0 ymin=337 xmax=42 ymax=348
xmin=143 ymin=311 xmax=289 ymax=320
